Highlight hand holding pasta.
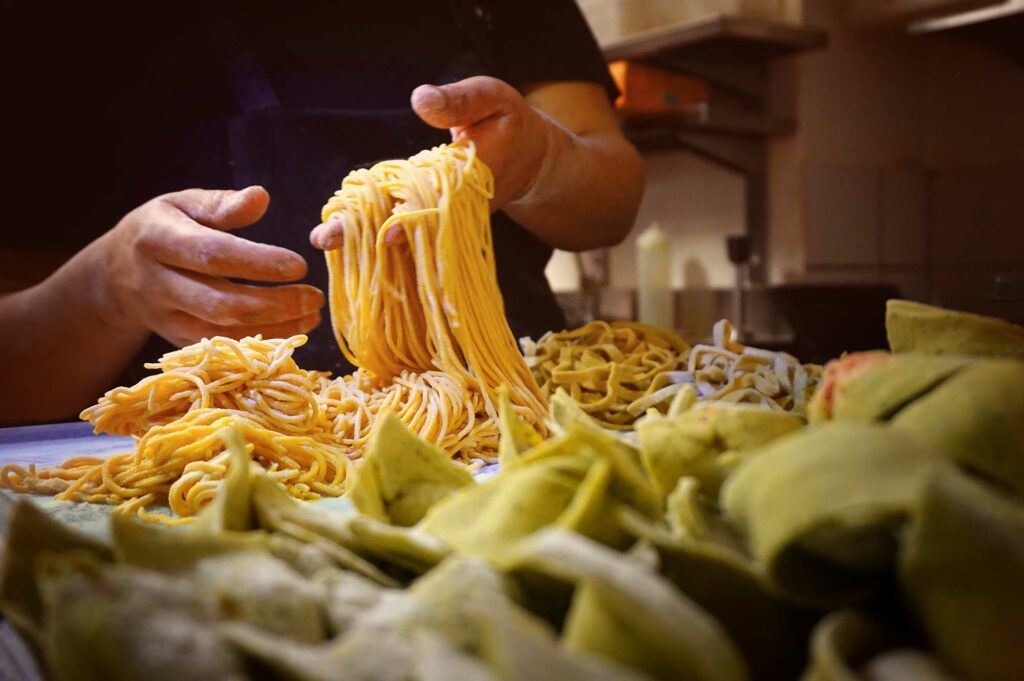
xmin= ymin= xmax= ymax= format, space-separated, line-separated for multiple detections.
xmin=410 ymin=76 xmax=553 ymax=209
xmin=97 ymin=186 xmax=324 ymax=347
xmin=312 ymin=75 xmax=551 ymax=255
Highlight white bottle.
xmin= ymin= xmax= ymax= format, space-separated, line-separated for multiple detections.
xmin=636 ymin=222 xmax=674 ymax=329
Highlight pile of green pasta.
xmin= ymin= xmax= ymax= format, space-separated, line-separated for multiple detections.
xmin=2 ymin=299 xmax=1023 ymax=681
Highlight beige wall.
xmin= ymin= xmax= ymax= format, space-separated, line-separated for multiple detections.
xmin=555 ymin=1 xmax=766 ymax=301
xmin=560 ymin=0 xmax=1024 ymax=325
xmin=546 ymin=150 xmax=747 ymax=292
xmin=768 ymin=0 xmax=1024 ymax=318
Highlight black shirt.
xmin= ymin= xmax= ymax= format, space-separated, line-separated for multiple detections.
xmin=2 ymin=1 xmax=615 ymax=375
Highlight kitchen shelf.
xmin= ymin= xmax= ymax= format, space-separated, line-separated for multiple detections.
xmin=601 ymin=15 xmax=828 ymax=284
xmin=911 ymin=5 xmax=1024 ymax=65
xmin=603 ymin=14 xmax=828 ymax=65
xmin=622 ymin=105 xmax=794 ymax=138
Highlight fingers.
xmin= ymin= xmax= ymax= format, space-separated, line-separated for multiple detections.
xmin=156 ymin=266 xmax=324 ymax=327
xmin=383 ymin=220 xmax=406 ymax=247
xmin=310 ymin=213 xmax=345 ymax=250
xmin=411 ymin=76 xmax=521 ymax=130
xmin=109 ymin=187 xmax=327 ymax=344
xmin=157 ymin=310 xmax=323 ymax=348
xmin=311 ymin=215 xmax=407 ymax=250
xmin=138 ymin=205 xmax=308 ymax=282
xmin=162 ymin=186 xmax=271 ymax=231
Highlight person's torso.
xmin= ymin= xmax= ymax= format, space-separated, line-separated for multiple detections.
xmin=4 ymin=1 xmax=565 ymax=377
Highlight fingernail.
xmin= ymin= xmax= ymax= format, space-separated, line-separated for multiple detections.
xmin=413 ymin=85 xmax=445 ymax=112
xmin=384 ymin=223 xmax=407 ymax=247
xmin=235 ymin=185 xmax=262 ymax=203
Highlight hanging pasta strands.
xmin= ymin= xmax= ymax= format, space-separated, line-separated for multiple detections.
xmin=320 ymin=141 xmax=548 ymax=446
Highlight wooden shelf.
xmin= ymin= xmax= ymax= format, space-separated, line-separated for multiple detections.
xmin=603 ymin=14 xmax=828 ymax=65
xmin=605 ymin=15 xmax=825 ymax=143
xmin=602 ymin=16 xmax=827 ymax=286
xmin=621 ymin=106 xmax=794 ymax=138
xmin=911 ymin=6 xmax=1024 ymax=66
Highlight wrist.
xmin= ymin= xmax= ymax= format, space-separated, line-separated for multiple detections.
xmin=506 ymin=110 xmax=573 ymax=211
xmin=80 ymin=231 xmax=147 ymax=337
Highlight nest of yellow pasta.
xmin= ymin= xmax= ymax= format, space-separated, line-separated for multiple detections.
xmin=1 ymin=335 xmax=512 ymax=522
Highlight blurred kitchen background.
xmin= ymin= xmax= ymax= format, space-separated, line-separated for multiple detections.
xmin=555 ymin=0 xmax=1024 ymax=361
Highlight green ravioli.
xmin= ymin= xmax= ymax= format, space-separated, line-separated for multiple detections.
xmin=890 ymin=359 xmax=1024 ymax=495
xmin=0 ymin=500 xmax=113 ymax=647
xmin=37 ymin=552 xmax=246 ymax=681
xmin=801 ymin=610 xmax=905 ymax=681
xmin=637 ymin=403 xmax=803 ymax=499
xmin=623 ymin=513 xmax=818 ymax=681
xmin=899 ymin=466 xmax=1024 ymax=681
xmin=506 ymin=528 xmax=748 ymax=681
xmin=827 ymin=354 xmax=969 ymax=424
xmin=498 ymin=386 xmax=545 ymax=470
xmin=253 ymin=473 xmax=441 ymax=583
xmin=722 ymin=423 xmax=936 ymax=607
xmin=420 ymin=422 xmax=660 ymax=561
xmin=347 ymin=411 xmax=473 ymax=526
xmin=886 ymin=299 xmax=1024 ymax=358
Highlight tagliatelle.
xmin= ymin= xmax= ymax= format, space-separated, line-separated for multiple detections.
xmin=523 ymin=319 xmax=823 ymax=428
xmin=687 ymin=320 xmax=823 ymax=416
xmin=522 ymin=320 xmax=693 ymax=429
xmin=1 ymin=141 xmax=547 ymax=520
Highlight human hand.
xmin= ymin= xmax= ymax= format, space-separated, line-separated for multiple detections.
xmin=96 ymin=186 xmax=324 ymax=347
xmin=410 ymin=76 xmax=554 ymax=209
xmin=309 ymin=76 xmax=556 ymax=252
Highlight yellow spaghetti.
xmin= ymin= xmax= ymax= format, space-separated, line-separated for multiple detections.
xmin=81 ymin=335 xmax=331 ymax=437
xmin=1 ymin=141 xmax=547 ymax=521
xmin=320 ymin=141 xmax=547 ymax=441
xmin=1 ymin=337 xmax=350 ymax=524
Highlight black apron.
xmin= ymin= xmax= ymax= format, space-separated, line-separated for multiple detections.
xmin=223 ymin=45 xmax=565 ymax=375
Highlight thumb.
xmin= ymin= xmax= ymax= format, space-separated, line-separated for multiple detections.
xmin=163 ymin=186 xmax=271 ymax=231
xmin=411 ymin=76 xmax=518 ymax=130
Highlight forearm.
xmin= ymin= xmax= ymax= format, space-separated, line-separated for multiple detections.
xmin=502 ymin=115 xmax=645 ymax=252
xmin=0 ymin=239 xmax=150 ymax=424
xmin=406 ymin=77 xmax=645 ymax=252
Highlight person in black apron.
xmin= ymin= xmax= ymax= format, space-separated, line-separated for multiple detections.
xmin=0 ymin=0 xmax=645 ymax=422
